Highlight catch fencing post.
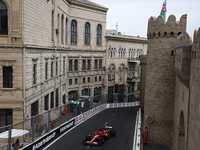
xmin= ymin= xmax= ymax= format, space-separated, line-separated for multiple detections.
xmin=32 ymin=117 xmax=35 ymax=142
xmin=59 ymin=106 xmax=62 ymax=125
xmin=8 ymin=125 xmax=12 ymax=150
xmin=47 ymin=111 xmax=50 ymax=132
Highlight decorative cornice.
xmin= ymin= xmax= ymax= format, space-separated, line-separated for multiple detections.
xmin=105 ymin=35 xmax=148 ymax=44
xmin=66 ymin=0 xmax=108 ymax=13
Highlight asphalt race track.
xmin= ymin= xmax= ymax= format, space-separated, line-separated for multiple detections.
xmin=44 ymin=106 xmax=139 ymax=150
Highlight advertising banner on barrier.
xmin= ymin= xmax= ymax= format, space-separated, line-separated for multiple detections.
xmin=23 ymin=119 xmax=75 ymax=150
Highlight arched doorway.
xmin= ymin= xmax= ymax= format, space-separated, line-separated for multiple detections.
xmin=178 ymin=111 xmax=185 ymax=150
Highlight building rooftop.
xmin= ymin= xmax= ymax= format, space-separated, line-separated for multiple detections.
xmin=76 ymin=0 xmax=107 ymax=8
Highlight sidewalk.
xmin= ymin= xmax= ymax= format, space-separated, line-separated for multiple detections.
xmin=143 ymin=142 xmax=172 ymax=150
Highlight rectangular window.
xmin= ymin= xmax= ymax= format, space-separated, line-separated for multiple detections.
xmin=99 ymin=76 xmax=101 ymax=81
xmin=95 ymin=76 xmax=97 ymax=82
xmin=99 ymin=59 xmax=102 ymax=69
xmin=44 ymin=94 xmax=49 ymax=110
xmin=33 ymin=64 xmax=36 ymax=84
xmin=137 ymin=82 xmax=140 ymax=91
xmin=63 ymin=59 xmax=65 ymax=74
xmin=88 ymin=77 xmax=90 ymax=83
xmin=63 ymin=94 xmax=66 ymax=104
xmin=45 ymin=62 xmax=48 ymax=80
xmin=69 ymin=60 xmax=72 ymax=71
xmin=0 ymin=109 xmax=12 ymax=129
xmin=94 ymin=59 xmax=98 ymax=69
xmin=83 ymin=78 xmax=85 ymax=84
xmin=82 ymin=59 xmax=86 ymax=70
xmin=3 ymin=66 xmax=13 ymax=88
xmin=87 ymin=59 xmax=90 ymax=70
xmin=0 ymin=10 xmax=8 ymax=35
xmin=56 ymin=88 xmax=58 ymax=107
xmin=74 ymin=60 xmax=78 ymax=71
xmin=51 ymin=92 xmax=54 ymax=109
xmin=51 ymin=61 xmax=54 ymax=77
xmin=31 ymin=100 xmax=38 ymax=117
xmin=74 ymin=78 xmax=78 ymax=84
xmin=69 ymin=79 xmax=72 ymax=85
xmin=56 ymin=60 xmax=58 ymax=76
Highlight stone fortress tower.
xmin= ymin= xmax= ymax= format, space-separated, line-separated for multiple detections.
xmin=143 ymin=14 xmax=187 ymax=144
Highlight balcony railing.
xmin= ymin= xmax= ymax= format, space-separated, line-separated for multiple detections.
xmin=128 ymin=57 xmax=140 ymax=63
xmin=108 ymin=74 xmax=115 ymax=81
xmin=127 ymin=76 xmax=140 ymax=82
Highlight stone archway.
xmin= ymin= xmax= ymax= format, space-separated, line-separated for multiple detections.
xmin=178 ymin=111 xmax=185 ymax=150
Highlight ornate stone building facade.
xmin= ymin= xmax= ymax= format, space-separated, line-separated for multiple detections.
xmin=105 ymin=30 xmax=147 ymax=103
xmin=141 ymin=14 xmax=200 ymax=150
xmin=0 ymin=0 xmax=108 ymax=127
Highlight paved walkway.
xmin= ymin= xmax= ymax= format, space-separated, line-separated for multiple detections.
xmin=143 ymin=142 xmax=172 ymax=150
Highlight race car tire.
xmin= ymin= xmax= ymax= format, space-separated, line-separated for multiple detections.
xmin=85 ymin=135 xmax=92 ymax=141
xmin=110 ymin=129 xmax=116 ymax=137
xmin=100 ymin=137 xmax=105 ymax=145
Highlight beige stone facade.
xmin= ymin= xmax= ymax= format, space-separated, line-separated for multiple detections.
xmin=0 ymin=0 xmax=108 ymax=128
xmin=105 ymin=30 xmax=147 ymax=102
xmin=141 ymin=14 xmax=200 ymax=150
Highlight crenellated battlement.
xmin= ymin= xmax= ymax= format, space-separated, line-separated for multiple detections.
xmin=147 ymin=14 xmax=187 ymax=39
xmin=176 ymin=32 xmax=192 ymax=47
xmin=193 ymin=27 xmax=200 ymax=50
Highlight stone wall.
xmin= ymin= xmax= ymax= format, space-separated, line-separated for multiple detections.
xmin=139 ymin=55 xmax=147 ymax=112
xmin=187 ymin=28 xmax=200 ymax=150
xmin=143 ymin=14 xmax=187 ymax=144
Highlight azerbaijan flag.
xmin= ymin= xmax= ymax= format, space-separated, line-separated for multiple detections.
xmin=160 ymin=0 xmax=167 ymax=19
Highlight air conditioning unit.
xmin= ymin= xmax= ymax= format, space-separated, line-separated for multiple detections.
xmin=56 ymin=28 xmax=59 ymax=34
xmin=103 ymin=66 xmax=107 ymax=70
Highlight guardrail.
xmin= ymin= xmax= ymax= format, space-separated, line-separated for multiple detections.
xmin=135 ymin=108 xmax=142 ymax=150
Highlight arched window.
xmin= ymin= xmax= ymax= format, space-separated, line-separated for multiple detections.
xmin=85 ymin=22 xmax=90 ymax=45
xmin=52 ymin=11 xmax=54 ymax=42
xmin=71 ymin=20 xmax=77 ymax=45
xmin=123 ymin=49 xmax=126 ymax=58
xmin=108 ymin=48 xmax=111 ymax=58
xmin=121 ymin=49 xmax=123 ymax=58
xmin=132 ymin=67 xmax=134 ymax=77
xmin=119 ymin=49 xmax=121 ymax=58
xmin=121 ymin=67 xmax=124 ymax=78
xmin=128 ymin=67 xmax=131 ymax=78
xmin=65 ymin=18 xmax=67 ymax=44
xmin=0 ymin=1 xmax=7 ymax=35
xmin=61 ymin=14 xmax=64 ymax=44
xmin=138 ymin=66 xmax=140 ymax=75
xmin=57 ymin=14 xmax=60 ymax=43
xmin=111 ymin=48 xmax=113 ymax=58
xmin=108 ymin=65 xmax=115 ymax=80
xmin=118 ymin=68 xmax=121 ymax=78
xmin=114 ymin=48 xmax=116 ymax=58
xmin=97 ymin=24 xmax=101 ymax=46
xmin=129 ymin=49 xmax=131 ymax=58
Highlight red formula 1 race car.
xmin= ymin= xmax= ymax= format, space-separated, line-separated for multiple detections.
xmin=83 ymin=126 xmax=116 ymax=145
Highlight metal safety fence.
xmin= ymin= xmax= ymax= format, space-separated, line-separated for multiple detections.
xmin=0 ymin=93 xmax=135 ymax=150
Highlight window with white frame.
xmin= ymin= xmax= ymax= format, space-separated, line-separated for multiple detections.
xmin=114 ymin=48 xmax=116 ymax=58
xmin=33 ymin=62 xmax=37 ymax=85
xmin=111 ymin=48 xmax=113 ymax=58
xmin=108 ymin=48 xmax=111 ymax=58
